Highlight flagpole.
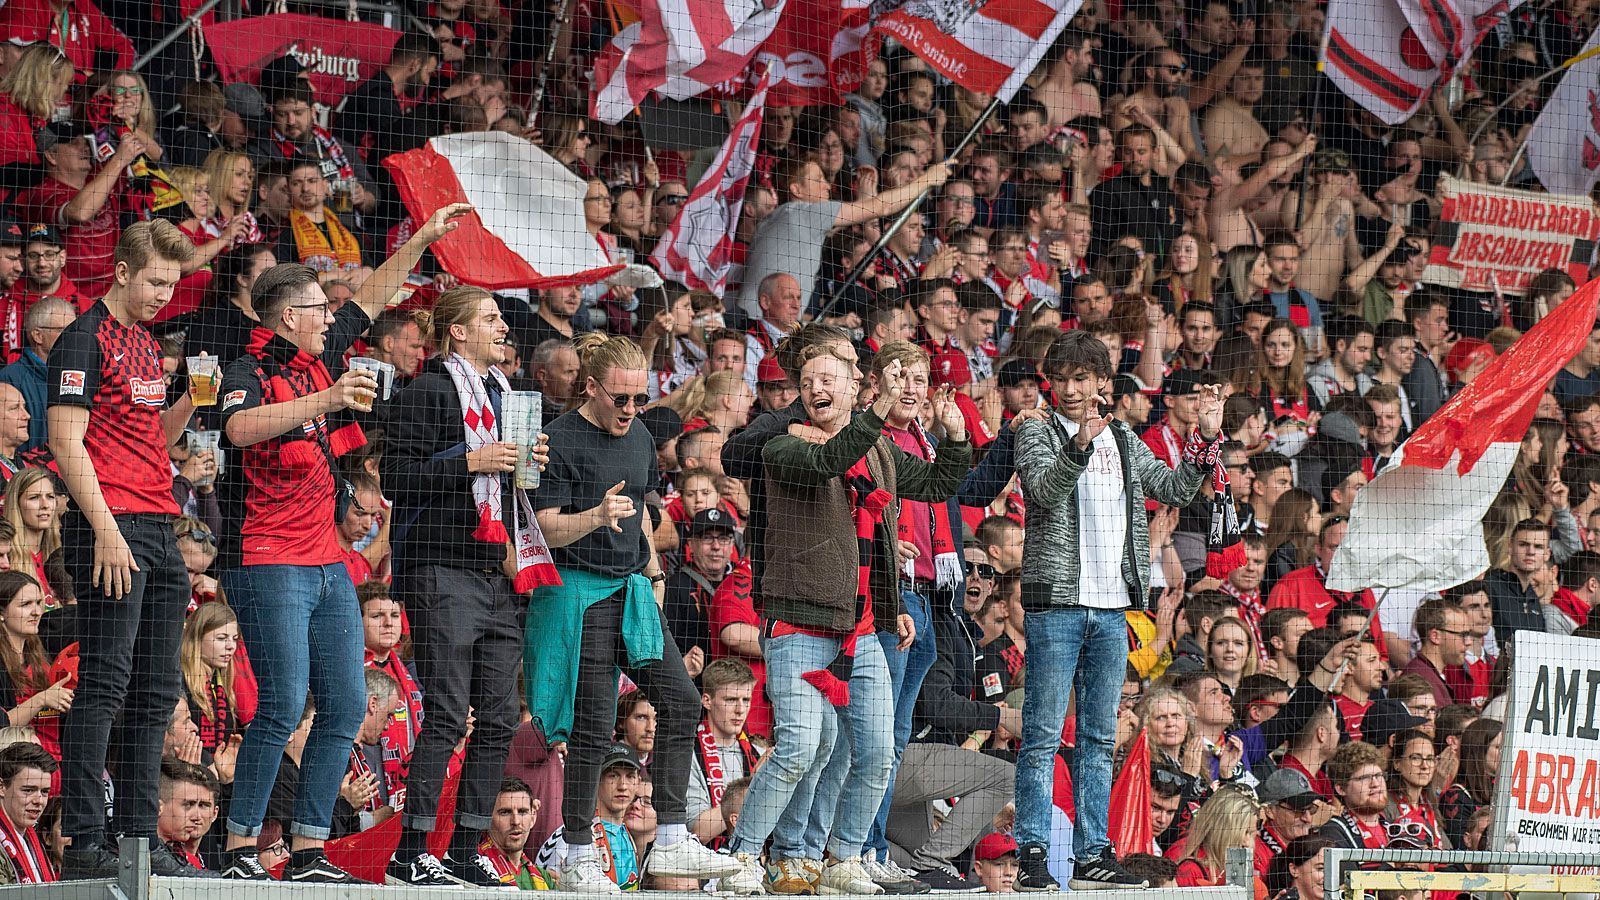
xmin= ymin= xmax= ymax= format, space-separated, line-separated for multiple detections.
xmin=1296 ymin=26 xmax=1332 ymax=231
xmin=526 ymin=0 xmax=575 ymax=125
xmin=813 ymin=95 xmax=1005 ymax=322
xmin=1458 ymin=42 xmax=1600 ymax=186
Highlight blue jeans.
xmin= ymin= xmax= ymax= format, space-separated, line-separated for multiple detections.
xmin=867 ymin=588 xmax=937 ymax=860
xmin=801 ymin=637 xmax=894 ymax=859
xmin=224 ymin=564 xmax=366 ymax=840
xmin=726 ymin=630 xmax=842 ymax=861
xmin=1013 ymin=607 xmax=1127 ymax=862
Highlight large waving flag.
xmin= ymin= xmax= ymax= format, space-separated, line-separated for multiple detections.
xmin=383 ymin=132 xmax=620 ymax=291
xmin=590 ymin=0 xmax=787 ymax=124
xmin=1327 ymin=277 xmax=1600 ymax=592
xmin=651 ymin=70 xmax=770 ymax=297
xmin=1526 ymin=29 xmax=1600 ymax=196
xmin=868 ymin=0 xmax=1085 ymax=103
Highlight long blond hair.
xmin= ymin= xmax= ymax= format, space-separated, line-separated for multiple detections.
xmin=88 ymin=70 xmax=157 ymax=134
xmin=662 ymin=369 xmax=744 ymax=422
xmin=203 ymin=149 xmax=254 ymax=217
xmin=1183 ymin=786 xmax=1261 ymax=879
xmin=3 ymin=469 xmax=59 ymax=574
xmin=181 ymin=602 xmax=238 ymax=725
xmin=166 ymin=166 xmax=208 ymax=222
xmin=0 ymin=44 xmax=72 ymax=120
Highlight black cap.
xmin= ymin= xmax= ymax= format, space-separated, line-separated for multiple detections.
xmin=600 ymin=743 xmax=644 ymax=774
xmin=1165 ymin=368 xmax=1202 ymax=397
xmin=0 ymin=220 xmax=23 ymax=247
xmin=1256 ymin=768 xmax=1328 ymax=809
xmin=688 ymin=507 xmax=736 ymax=538
xmin=1361 ymin=698 xmax=1427 ymax=748
xmin=1111 ymin=374 xmax=1142 ymax=404
xmin=637 ymin=406 xmax=683 ymax=450
xmin=997 ymin=358 xmax=1041 ymax=389
xmin=23 ymin=223 xmax=61 ymax=248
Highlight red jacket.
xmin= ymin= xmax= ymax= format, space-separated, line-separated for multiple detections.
xmin=0 ymin=0 xmax=133 ymax=79
xmin=1267 ymin=565 xmax=1389 ymax=661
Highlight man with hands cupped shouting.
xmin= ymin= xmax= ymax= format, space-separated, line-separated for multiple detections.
xmin=1010 ymin=330 xmax=1224 ymax=892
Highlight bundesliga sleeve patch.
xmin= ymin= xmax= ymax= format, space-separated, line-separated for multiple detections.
xmin=59 ymin=370 xmax=85 ymax=396
xmin=223 ymin=390 xmax=247 ymax=410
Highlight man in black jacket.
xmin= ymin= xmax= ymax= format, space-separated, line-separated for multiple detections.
xmin=380 ymin=283 xmax=554 ymax=888
xmin=1087 ymin=125 xmax=1180 ymax=262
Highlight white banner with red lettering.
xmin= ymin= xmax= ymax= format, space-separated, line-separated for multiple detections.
xmin=203 ymin=14 xmax=401 ymax=106
xmin=651 ymin=70 xmax=770 ymax=296
xmin=868 ymin=0 xmax=1083 ymax=103
xmin=1423 ymin=175 xmax=1599 ymax=296
xmin=1490 ymin=631 xmax=1600 ymax=860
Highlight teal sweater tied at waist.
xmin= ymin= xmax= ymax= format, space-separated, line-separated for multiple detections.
xmin=523 ymin=567 xmax=663 ymax=744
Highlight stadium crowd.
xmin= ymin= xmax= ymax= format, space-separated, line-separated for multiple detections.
xmin=0 ymin=0 xmax=1596 ymax=893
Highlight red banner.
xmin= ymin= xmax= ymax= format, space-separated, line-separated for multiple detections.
xmin=203 ymin=14 xmax=402 ymax=106
xmin=1424 ymin=175 xmax=1600 ymax=296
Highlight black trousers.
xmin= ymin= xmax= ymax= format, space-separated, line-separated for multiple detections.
xmin=60 ymin=512 xmax=188 ymax=844
xmin=562 ymin=594 xmax=700 ymax=842
xmin=398 ymin=565 xmax=525 ymax=832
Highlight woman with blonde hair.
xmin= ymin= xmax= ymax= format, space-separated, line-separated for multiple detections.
xmin=664 ymin=369 xmax=754 ymax=434
xmin=3 ymin=470 xmax=63 ymax=611
xmin=203 ymin=149 xmax=262 ymax=245
xmin=524 ymin=330 xmax=740 ymax=891
xmin=1137 ymin=687 xmax=1197 ymax=773
xmin=83 ymin=70 xmax=163 ymax=160
xmin=161 ymin=166 xmax=250 ymax=320
xmin=1176 ymin=786 xmax=1263 ymax=888
xmin=0 ymin=45 xmax=73 ymax=169
xmin=180 ymin=601 xmax=251 ymax=751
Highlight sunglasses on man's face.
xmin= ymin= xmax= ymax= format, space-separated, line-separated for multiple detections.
xmin=594 ymin=380 xmax=651 ymax=410
xmin=965 ymin=561 xmax=997 ymax=581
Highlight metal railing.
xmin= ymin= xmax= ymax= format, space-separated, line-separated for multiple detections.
xmin=1325 ymin=846 xmax=1600 ymax=900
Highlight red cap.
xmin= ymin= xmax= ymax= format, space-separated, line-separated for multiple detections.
xmin=931 ymin=348 xmax=972 ymax=388
xmin=974 ymin=833 xmax=1019 ymax=861
xmin=757 ymin=355 xmax=787 ymax=385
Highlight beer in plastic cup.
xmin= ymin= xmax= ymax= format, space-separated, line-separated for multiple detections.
xmin=503 ymin=391 xmax=543 ymax=489
xmin=348 ymin=357 xmax=395 ymax=401
xmin=187 ymin=356 xmax=220 ymax=406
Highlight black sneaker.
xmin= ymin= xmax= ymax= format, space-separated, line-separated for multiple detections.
xmin=285 ymin=851 xmax=359 ymax=884
xmin=60 ymin=844 xmax=120 ymax=880
xmin=914 ymin=863 xmax=984 ymax=893
xmin=386 ymin=852 xmax=463 ymax=887
xmin=219 ymin=849 xmax=274 ymax=881
xmin=444 ymin=852 xmax=518 ymax=890
xmin=1015 ymin=844 xmax=1059 ymax=892
xmin=1068 ymin=852 xmax=1148 ymax=890
xmin=150 ymin=842 xmax=223 ymax=878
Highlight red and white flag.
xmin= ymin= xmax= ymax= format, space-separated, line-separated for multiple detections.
xmin=868 ymin=0 xmax=1084 ymax=102
xmin=383 ymin=132 xmax=620 ymax=291
xmin=651 ymin=70 xmax=771 ymax=297
xmin=590 ymin=0 xmax=787 ymax=124
xmin=1328 ymin=277 xmax=1600 ymax=592
xmin=1527 ymin=27 xmax=1600 ymax=196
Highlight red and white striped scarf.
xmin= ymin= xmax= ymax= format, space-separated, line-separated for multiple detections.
xmin=442 ymin=353 xmax=560 ymax=593
xmin=0 ymin=806 xmax=54 ymax=883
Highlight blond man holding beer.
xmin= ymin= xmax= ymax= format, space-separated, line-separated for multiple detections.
xmin=207 ymin=204 xmax=470 ymax=884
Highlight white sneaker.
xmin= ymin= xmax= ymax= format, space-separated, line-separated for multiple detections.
xmin=820 ymin=858 xmax=884 ymax=895
xmin=860 ymin=855 xmax=924 ymax=891
xmin=560 ymin=856 xmax=622 ymax=894
xmin=647 ymin=836 xmax=747 ymax=879
xmin=722 ymin=851 xmax=768 ymax=895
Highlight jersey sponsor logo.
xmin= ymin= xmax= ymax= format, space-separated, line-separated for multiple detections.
xmin=58 ymin=370 xmax=85 ymax=395
xmin=982 ymin=671 xmax=1003 ymax=697
xmin=223 ymin=390 xmax=247 ymax=410
xmin=129 ymin=377 xmax=166 ymax=406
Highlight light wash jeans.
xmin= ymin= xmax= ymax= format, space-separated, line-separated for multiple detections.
xmin=1013 ymin=606 xmax=1128 ymax=862
xmin=867 ymin=587 xmax=938 ymax=861
xmin=726 ymin=630 xmax=842 ymax=860
xmin=801 ymin=636 xmax=894 ymax=859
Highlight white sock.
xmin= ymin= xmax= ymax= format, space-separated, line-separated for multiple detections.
xmin=656 ymin=823 xmax=689 ymax=847
xmin=566 ymin=842 xmax=596 ymax=865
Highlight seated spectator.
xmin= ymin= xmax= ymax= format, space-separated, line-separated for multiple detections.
xmin=1173 ymin=787 xmax=1263 ymax=892
xmin=277 ymin=159 xmax=366 ymax=273
xmin=479 ymin=777 xmax=554 ymax=890
xmin=1254 ymin=768 xmax=1326 ymax=880
xmin=686 ymin=659 xmax=759 ymax=845
xmin=1260 ymin=607 xmax=1312 ymax=686
xmin=614 ymin=691 xmax=656 ymax=768
xmin=1264 ymin=834 xmax=1333 ymax=899
xmin=248 ymin=83 xmax=374 ymax=217
xmin=179 ymin=602 xmax=249 ymax=752
xmin=175 ymin=516 xmax=217 ymax=608
xmin=0 ymin=742 xmax=58 ymax=883
xmin=1120 ymin=853 xmax=1177 ymax=889
xmin=0 ymin=386 xmax=35 ymax=479
xmin=332 ymin=668 xmax=398 ymax=838
xmin=536 ymin=745 xmax=646 ymax=891
xmin=11 ymin=126 xmax=140 ymax=299
xmin=1317 ymin=741 xmax=1391 ymax=849
xmin=1384 ymin=728 xmax=1447 ymax=849
xmin=0 ymin=573 xmax=68 ymax=759
xmin=4 ymin=469 xmax=63 ymax=609
xmin=0 ymin=297 xmax=74 ymax=453
xmin=358 ymin=584 xmax=419 ymax=803
xmin=0 ymin=45 xmax=73 ymax=174
xmin=157 ymin=758 xmax=220 ymax=870
xmin=971 ymin=832 xmax=1019 ymax=893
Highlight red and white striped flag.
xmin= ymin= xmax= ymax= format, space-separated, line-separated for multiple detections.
xmin=869 ymin=0 xmax=1084 ymax=103
xmin=1327 ymin=277 xmax=1600 ymax=592
xmin=650 ymin=70 xmax=771 ymax=297
xmin=383 ymin=132 xmax=620 ymax=290
xmin=590 ymin=0 xmax=787 ymax=125
xmin=1527 ymin=27 xmax=1600 ymax=196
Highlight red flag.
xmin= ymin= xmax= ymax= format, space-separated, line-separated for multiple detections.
xmin=650 ymin=70 xmax=769 ymax=296
xmin=749 ymin=0 xmax=871 ymax=106
xmin=1108 ymin=728 xmax=1153 ymax=855
xmin=202 ymin=14 xmax=401 ymax=106
xmin=867 ymin=0 xmax=1084 ymax=102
